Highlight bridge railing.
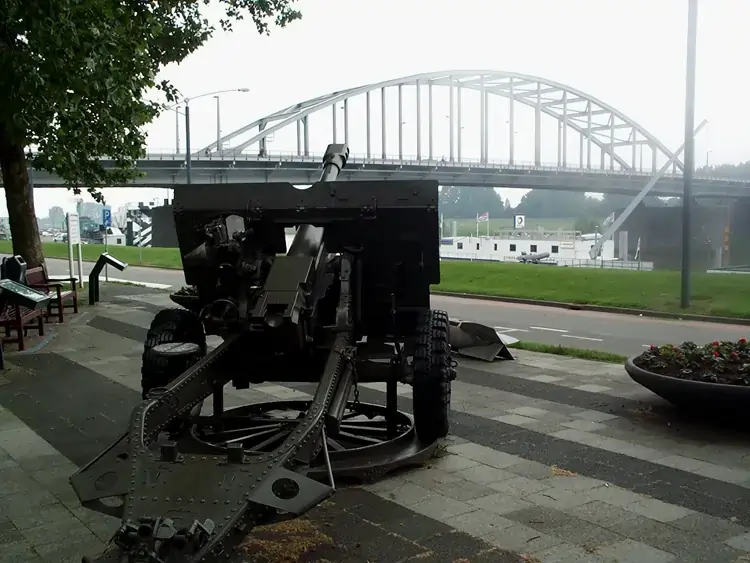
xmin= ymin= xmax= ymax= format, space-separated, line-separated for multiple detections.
xmin=141 ymin=148 xmax=750 ymax=184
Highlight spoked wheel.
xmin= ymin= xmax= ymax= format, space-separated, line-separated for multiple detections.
xmin=190 ymin=400 xmax=414 ymax=456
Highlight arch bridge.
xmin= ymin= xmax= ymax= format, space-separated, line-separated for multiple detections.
xmin=25 ymin=71 xmax=750 ymax=196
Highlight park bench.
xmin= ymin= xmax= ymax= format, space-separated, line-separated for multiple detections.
xmin=0 ymin=302 xmax=44 ymax=351
xmin=26 ymin=266 xmax=79 ymax=323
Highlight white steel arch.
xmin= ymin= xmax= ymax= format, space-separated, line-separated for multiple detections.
xmin=200 ymin=70 xmax=682 ymax=173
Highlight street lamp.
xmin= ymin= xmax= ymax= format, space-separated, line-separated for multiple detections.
xmin=680 ymin=0 xmax=698 ymax=309
xmin=705 ymin=149 xmax=712 ymax=168
xmin=181 ymin=88 xmax=250 ymax=184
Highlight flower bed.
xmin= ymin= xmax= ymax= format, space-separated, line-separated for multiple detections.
xmin=633 ymin=338 xmax=750 ymax=386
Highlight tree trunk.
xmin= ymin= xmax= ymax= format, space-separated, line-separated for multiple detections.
xmin=0 ymin=124 xmax=44 ymax=268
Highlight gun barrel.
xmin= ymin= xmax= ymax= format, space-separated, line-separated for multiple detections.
xmin=287 ymin=144 xmax=350 ymax=258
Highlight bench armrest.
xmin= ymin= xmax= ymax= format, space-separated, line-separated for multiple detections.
xmin=29 ymin=282 xmax=63 ymax=290
xmin=47 ymin=276 xmax=77 ymax=284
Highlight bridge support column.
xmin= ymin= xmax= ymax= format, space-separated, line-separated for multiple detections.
xmin=609 ymin=117 xmax=615 ymax=171
xmin=534 ymin=83 xmax=541 ymax=166
xmin=508 ymin=78 xmax=515 ymax=165
xmin=479 ymin=77 xmax=485 ymax=163
xmin=586 ymin=102 xmax=592 ymax=169
xmin=366 ymin=91 xmax=371 ymax=159
xmin=416 ymin=80 xmax=422 ymax=161
xmin=428 ymin=81 xmax=433 ymax=160
xmin=344 ymin=98 xmax=349 ymax=147
xmin=332 ymin=104 xmax=337 ymax=143
xmin=449 ymin=76 xmax=454 ymax=162
xmin=303 ymin=116 xmax=309 ymax=156
xmin=398 ymin=85 xmax=403 ymax=160
xmin=296 ymin=121 xmax=302 ymax=156
xmin=457 ymin=83 xmax=462 ymax=162
xmin=483 ymin=89 xmax=489 ymax=163
xmin=562 ymin=91 xmax=568 ymax=167
xmin=588 ymin=120 xmax=707 ymax=260
xmin=381 ymin=87 xmax=387 ymax=160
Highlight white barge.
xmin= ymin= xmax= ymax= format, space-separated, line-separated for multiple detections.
xmin=439 ymin=229 xmax=652 ymax=269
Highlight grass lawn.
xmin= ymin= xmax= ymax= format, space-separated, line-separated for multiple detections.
xmin=509 ymin=342 xmax=627 ymax=363
xmin=4 ymin=241 xmax=749 ymax=319
xmin=435 ymin=260 xmax=750 ymax=319
xmin=0 ymin=241 xmax=184 ymax=269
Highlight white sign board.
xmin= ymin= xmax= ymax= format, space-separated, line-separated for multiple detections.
xmin=513 ymin=214 xmax=526 ymax=229
xmin=66 ymin=213 xmax=84 ymax=289
xmin=67 ymin=212 xmax=81 ymax=244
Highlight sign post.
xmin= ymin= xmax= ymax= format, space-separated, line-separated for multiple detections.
xmin=102 ymin=206 xmax=112 ymax=282
xmin=66 ymin=213 xmax=84 ymax=288
xmin=513 ymin=214 xmax=526 ymax=230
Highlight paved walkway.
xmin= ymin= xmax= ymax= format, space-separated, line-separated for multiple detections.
xmin=1 ymin=286 xmax=750 ymax=562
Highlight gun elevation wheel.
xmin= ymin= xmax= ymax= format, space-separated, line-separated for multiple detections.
xmin=412 ymin=309 xmax=454 ymax=444
xmin=141 ymin=308 xmax=207 ymax=399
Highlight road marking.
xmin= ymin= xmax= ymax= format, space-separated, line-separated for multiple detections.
xmin=493 ymin=326 xmax=530 ymax=333
xmin=529 ymin=326 xmax=569 ymax=333
xmin=561 ymin=334 xmax=603 ymax=342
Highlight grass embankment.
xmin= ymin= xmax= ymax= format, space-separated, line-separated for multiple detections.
xmin=7 ymin=241 xmax=749 ymax=319
xmin=0 ymin=241 xmax=184 ymax=269
xmin=508 ymin=342 xmax=627 ymax=364
xmin=435 ymin=260 xmax=750 ymax=319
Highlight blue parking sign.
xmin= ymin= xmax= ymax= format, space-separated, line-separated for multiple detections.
xmin=102 ymin=206 xmax=112 ymax=227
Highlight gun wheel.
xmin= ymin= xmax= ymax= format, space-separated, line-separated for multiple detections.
xmin=191 ymin=400 xmax=413 ymax=454
xmin=141 ymin=308 xmax=206 ymax=399
xmin=411 ymin=309 xmax=453 ymax=443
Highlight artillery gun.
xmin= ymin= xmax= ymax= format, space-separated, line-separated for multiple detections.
xmin=71 ymin=144 xmax=461 ymax=562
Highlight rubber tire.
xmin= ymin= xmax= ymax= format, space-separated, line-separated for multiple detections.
xmin=412 ymin=309 xmax=453 ymax=443
xmin=141 ymin=308 xmax=207 ymax=399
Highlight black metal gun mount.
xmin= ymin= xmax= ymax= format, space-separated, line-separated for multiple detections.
xmin=71 ymin=144 xmax=458 ymax=562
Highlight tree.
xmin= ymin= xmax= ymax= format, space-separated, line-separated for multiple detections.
xmin=0 ymin=0 xmax=301 ymax=267
xmin=438 ymin=186 xmax=505 ymax=219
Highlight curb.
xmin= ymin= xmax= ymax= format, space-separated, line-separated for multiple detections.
xmin=432 ymin=291 xmax=750 ymax=327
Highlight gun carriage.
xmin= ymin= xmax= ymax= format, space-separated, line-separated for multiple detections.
xmin=71 ymin=144 xmax=460 ymax=562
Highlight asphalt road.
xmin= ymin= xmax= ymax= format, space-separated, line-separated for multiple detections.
xmin=38 ymin=257 xmax=750 ymax=357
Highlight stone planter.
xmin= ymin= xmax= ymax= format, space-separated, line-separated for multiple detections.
xmin=625 ymin=356 xmax=750 ymax=413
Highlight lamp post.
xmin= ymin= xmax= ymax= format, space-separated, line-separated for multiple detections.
xmin=215 ymin=96 xmax=221 ymax=153
xmin=680 ymin=0 xmax=698 ymax=309
xmin=175 ymin=106 xmax=181 ymax=154
xmin=180 ymin=88 xmax=250 ymax=184
xmin=705 ymin=149 xmax=712 ymax=168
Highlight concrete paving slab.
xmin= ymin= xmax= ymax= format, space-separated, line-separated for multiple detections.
xmin=0 ymin=285 xmax=748 ymax=562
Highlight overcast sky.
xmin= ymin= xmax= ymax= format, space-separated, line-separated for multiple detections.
xmin=16 ymin=0 xmax=750 ymax=219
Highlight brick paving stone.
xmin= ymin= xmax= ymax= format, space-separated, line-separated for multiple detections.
xmin=624 ymin=497 xmax=695 ymax=523
xmin=564 ymin=500 xmax=639 ymax=526
xmin=453 ymin=462 xmax=517 ymax=485
xmin=505 ymin=460 xmax=555 ymax=480
xmin=595 ymin=538 xmax=677 ymax=563
xmin=482 ymin=521 xmax=565 ymax=554
xmin=570 ymin=410 xmax=620 ymax=423
xmin=726 ymin=532 xmax=750 ymax=551
xmin=468 ymin=492 xmax=535 ymax=515
xmin=488 ymin=475 xmax=552 ymax=496
xmin=492 ymin=413 xmax=540 ymax=426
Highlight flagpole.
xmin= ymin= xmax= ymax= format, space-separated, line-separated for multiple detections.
xmin=487 ymin=215 xmax=490 ymax=236
xmin=476 ymin=213 xmax=479 ymax=238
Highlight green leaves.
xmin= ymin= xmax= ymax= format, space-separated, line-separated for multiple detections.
xmin=0 ymin=0 xmax=301 ymax=198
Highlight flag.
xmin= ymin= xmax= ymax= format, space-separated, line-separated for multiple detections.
xmin=603 ymin=212 xmax=616 ymax=228
xmin=477 ymin=212 xmax=489 ymax=222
